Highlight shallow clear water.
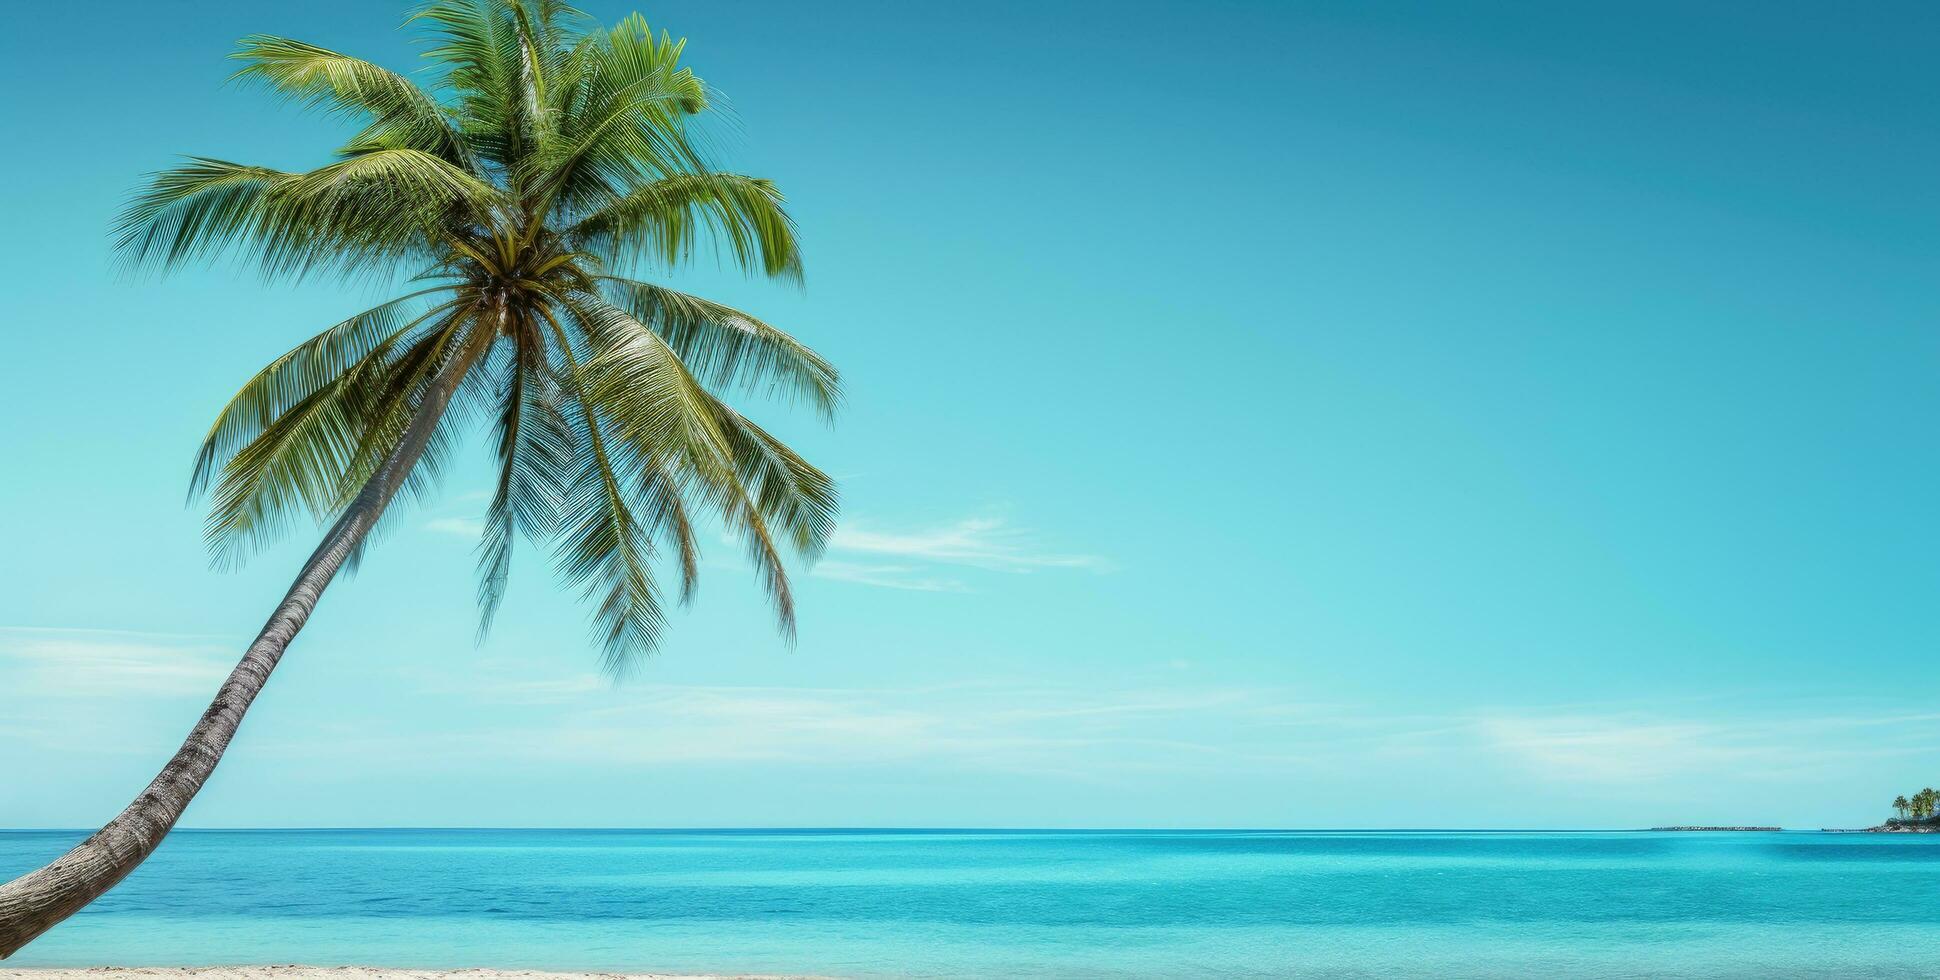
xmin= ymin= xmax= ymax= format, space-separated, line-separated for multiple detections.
xmin=3 ymin=829 xmax=1937 ymax=977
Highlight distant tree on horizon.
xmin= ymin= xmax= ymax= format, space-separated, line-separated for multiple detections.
xmin=1914 ymin=789 xmax=1938 ymax=820
xmin=1894 ymin=795 xmax=1911 ymax=820
xmin=0 ymin=0 xmax=837 ymax=958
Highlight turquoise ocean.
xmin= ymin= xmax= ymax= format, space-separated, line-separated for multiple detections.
xmin=3 ymin=829 xmax=1937 ymax=977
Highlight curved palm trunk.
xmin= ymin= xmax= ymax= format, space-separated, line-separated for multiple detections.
xmin=0 ymin=333 xmax=484 ymax=958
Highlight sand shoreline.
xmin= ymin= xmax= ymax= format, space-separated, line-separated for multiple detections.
xmin=0 ymin=969 xmax=818 ymax=980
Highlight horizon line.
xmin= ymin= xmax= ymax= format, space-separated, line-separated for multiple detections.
xmin=0 ymin=825 xmax=1821 ymax=834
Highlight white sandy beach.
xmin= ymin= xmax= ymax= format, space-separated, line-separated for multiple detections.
xmin=0 ymin=970 xmax=815 ymax=980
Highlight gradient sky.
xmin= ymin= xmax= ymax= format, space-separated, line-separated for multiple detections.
xmin=4 ymin=1 xmax=1940 ymax=830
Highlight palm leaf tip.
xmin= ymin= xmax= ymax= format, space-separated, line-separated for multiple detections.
xmin=599 ymin=277 xmax=839 ymax=420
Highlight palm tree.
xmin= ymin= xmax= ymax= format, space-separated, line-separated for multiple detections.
xmin=0 ymin=0 xmax=836 ymax=958
xmin=1895 ymin=795 xmax=1911 ymax=820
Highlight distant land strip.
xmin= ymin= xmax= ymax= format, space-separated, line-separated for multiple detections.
xmin=1648 ymin=826 xmax=1782 ymax=832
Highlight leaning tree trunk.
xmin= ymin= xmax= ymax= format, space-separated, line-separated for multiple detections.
xmin=0 ymin=331 xmax=484 ymax=958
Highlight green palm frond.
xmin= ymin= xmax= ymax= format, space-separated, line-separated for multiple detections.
xmin=573 ymin=295 xmax=808 ymax=638
xmin=204 ymin=323 xmax=445 ymax=565
xmin=704 ymin=395 xmax=838 ymax=560
xmin=572 ymin=172 xmax=801 ymax=281
xmin=524 ymin=297 xmax=697 ymax=667
xmin=288 ymin=148 xmax=500 ymax=226
xmin=118 ymin=150 xmax=501 ymax=280
xmin=600 ymin=276 xmax=836 ymax=417
xmin=476 ymin=328 xmax=574 ymax=637
xmin=339 ymin=317 xmax=501 ymax=571
xmin=230 ymin=36 xmax=474 ymax=169
xmin=115 ymin=159 xmax=297 ymax=272
xmin=569 ymin=294 xmax=733 ymax=465
xmin=331 ymin=312 xmax=495 ymax=512
xmin=713 ymin=463 xmax=798 ymax=641
xmin=635 ymin=458 xmax=701 ymax=604
xmin=190 ymin=289 xmax=451 ymax=497
xmin=414 ymin=0 xmax=536 ymax=172
xmin=556 ymin=395 xmax=668 ymax=675
xmin=533 ymin=14 xmax=711 ymax=210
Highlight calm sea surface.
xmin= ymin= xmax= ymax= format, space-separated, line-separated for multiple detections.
xmin=2 ymin=829 xmax=1937 ymax=977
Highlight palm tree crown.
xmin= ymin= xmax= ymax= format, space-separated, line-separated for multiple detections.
xmin=118 ymin=0 xmax=839 ymax=672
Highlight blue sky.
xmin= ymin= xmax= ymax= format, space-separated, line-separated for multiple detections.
xmin=4 ymin=0 xmax=1940 ymax=830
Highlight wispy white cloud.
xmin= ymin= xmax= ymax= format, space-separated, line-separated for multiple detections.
xmin=404 ymin=666 xmax=609 ymax=705
xmin=425 ymin=515 xmax=485 ymax=536
xmin=831 ymin=517 xmax=1108 ymax=571
xmin=1472 ymin=705 xmax=1940 ymax=783
xmin=816 ymin=515 xmax=1109 ymax=591
xmin=0 ymin=626 xmax=231 ymax=698
xmin=1476 ymin=714 xmax=1743 ymax=781
xmin=811 ymin=560 xmax=970 ymax=593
